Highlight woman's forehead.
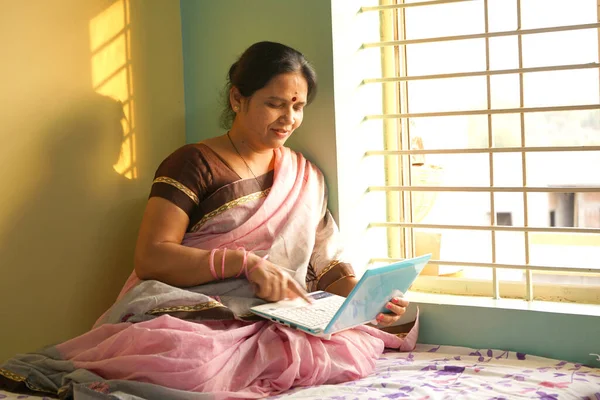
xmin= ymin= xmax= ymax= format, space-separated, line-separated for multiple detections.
xmin=261 ymin=72 xmax=308 ymax=100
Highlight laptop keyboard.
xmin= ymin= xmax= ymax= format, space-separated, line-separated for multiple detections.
xmin=269 ymin=295 xmax=346 ymax=329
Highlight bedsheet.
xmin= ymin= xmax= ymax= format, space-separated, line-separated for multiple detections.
xmin=2 ymin=344 xmax=599 ymax=399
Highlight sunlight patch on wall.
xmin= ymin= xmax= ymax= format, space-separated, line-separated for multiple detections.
xmin=89 ymin=0 xmax=137 ymax=179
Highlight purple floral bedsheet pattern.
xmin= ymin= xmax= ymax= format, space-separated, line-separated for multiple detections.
xmin=2 ymin=344 xmax=599 ymax=399
xmin=270 ymin=344 xmax=600 ymax=399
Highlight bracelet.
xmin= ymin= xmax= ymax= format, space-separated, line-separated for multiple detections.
xmin=221 ymin=248 xmax=227 ymax=280
xmin=209 ymin=246 xmax=271 ymax=281
xmin=323 ymin=274 xmax=356 ymax=293
xmin=233 ymin=247 xmax=269 ymax=279
xmin=235 ymin=247 xmax=248 ymax=278
xmin=209 ymin=248 xmax=219 ymax=280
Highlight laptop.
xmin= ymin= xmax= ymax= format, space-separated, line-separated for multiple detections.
xmin=250 ymin=254 xmax=431 ymax=339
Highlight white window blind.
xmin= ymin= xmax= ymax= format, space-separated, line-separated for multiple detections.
xmin=360 ymin=0 xmax=600 ymax=303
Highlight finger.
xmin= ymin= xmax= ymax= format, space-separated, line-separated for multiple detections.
xmin=376 ymin=313 xmax=400 ymax=326
xmin=270 ymin=273 xmax=283 ymax=301
xmin=385 ymin=302 xmax=407 ymax=316
xmin=255 ymin=272 xmax=275 ymax=300
xmin=266 ymin=277 xmax=279 ymax=301
xmin=287 ymin=279 xmax=313 ymax=304
xmin=278 ymin=275 xmax=289 ymax=301
xmin=254 ymin=280 xmax=269 ymax=300
xmin=391 ymin=297 xmax=409 ymax=307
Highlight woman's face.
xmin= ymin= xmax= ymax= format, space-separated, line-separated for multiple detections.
xmin=232 ymin=71 xmax=308 ymax=151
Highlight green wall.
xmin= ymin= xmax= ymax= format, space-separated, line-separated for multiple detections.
xmin=416 ymin=301 xmax=600 ymax=368
xmin=180 ymin=0 xmax=600 ymax=368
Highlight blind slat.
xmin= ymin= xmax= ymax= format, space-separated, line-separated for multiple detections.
xmin=369 ymin=222 xmax=600 ymax=235
xmin=365 ymin=146 xmax=600 ymax=156
xmin=363 ymin=62 xmax=600 ymax=84
xmin=361 ymin=0 xmax=472 ymax=12
xmin=369 ymin=258 xmax=600 ymax=273
xmin=368 ymin=186 xmax=600 ymax=193
xmin=363 ymin=22 xmax=600 ymax=48
xmin=365 ymin=104 xmax=600 ymax=119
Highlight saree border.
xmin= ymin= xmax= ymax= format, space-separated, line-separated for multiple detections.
xmin=146 ymin=300 xmax=226 ymax=315
xmin=0 ymin=367 xmax=58 ymax=396
xmin=190 ymin=188 xmax=271 ymax=232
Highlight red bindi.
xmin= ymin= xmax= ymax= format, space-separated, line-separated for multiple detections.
xmin=292 ymin=96 xmax=297 ymax=102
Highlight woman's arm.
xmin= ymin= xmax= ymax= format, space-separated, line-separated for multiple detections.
xmin=324 ymin=276 xmax=358 ymax=297
xmin=134 ymin=197 xmax=248 ymax=287
xmin=134 ymin=197 xmax=310 ymax=302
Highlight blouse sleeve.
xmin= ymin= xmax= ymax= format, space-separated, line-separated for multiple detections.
xmin=149 ymin=146 xmax=207 ymax=217
xmin=306 ymin=190 xmax=355 ymax=292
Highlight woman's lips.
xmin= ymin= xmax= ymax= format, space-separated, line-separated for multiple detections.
xmin=272 ymin=129 xmax=290 ymax=138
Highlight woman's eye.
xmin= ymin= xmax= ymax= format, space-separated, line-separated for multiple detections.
xmin=267 ymin=102 xmax=282 ymax=108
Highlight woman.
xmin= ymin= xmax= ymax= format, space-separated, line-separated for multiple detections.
xmin=0 ymin=41 xmax=417 ymax=399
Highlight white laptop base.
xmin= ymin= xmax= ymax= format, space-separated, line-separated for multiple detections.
xmin=251 ymin=291 xmax=349 ymax=339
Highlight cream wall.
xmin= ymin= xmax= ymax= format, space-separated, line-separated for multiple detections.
xmin=0 ymin=0 xmax=185 ymax=362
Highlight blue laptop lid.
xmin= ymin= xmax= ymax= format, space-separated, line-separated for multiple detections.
xmin=324 ymin=254 xmax=431 ymax=334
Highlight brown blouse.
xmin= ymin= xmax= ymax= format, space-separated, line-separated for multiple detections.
xmin=149 ymin=143 xmax=273 ymax=232
xmin=149 ymin=143 xmax=354 ymax=291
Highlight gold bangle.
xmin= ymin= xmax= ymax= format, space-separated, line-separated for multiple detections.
xmin=323 ymin=274 xmax=356 ymax=293
xmin=315 ymin=260 xmax=342 ymax=283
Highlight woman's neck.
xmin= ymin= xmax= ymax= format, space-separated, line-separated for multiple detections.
xmin=227 ymin=127 xmax=273 ymax=163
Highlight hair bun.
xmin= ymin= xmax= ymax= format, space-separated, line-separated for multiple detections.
xmin=228 ymin=61 xmax=239 ymax=82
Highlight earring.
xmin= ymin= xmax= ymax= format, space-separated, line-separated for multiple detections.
xmin=233 ymin=106 xmax=240 ymax=112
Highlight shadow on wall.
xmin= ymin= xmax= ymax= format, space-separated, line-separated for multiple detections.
xmin=0 ymin=0 xmax=186 ymax=362
xmin=0 ymin=93 xmax=145 ymax=358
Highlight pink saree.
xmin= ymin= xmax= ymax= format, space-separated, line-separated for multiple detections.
xmin=0 ymin=146 xmax=418 ymax=399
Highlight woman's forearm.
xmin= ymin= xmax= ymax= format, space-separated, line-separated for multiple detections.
xmin=134 ymin=243 xmax=252 ymax=287
xmin=324 ymin=276 xmax=359 ymax=297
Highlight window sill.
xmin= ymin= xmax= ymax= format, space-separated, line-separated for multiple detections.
xmin=408 ymin=291 xmax=600 ymax=318
xmin=411 ymin=275 xmax=600 ymax=304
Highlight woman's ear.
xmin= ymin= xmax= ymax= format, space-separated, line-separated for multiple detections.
xmin=229 ymin=87 xmax=242 ymax=113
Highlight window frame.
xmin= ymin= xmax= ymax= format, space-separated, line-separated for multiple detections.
xmin=363 ymin=0 xmax=600 ymax=304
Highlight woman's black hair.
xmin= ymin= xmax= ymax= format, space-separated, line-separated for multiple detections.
xmin=220 ymin=41 xmax=317 ymax=129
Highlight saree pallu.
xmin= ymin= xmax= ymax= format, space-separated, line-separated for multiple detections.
xmin=0 ymin=147 xmax=419 ymax=399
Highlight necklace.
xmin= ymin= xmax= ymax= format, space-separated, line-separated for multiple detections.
xmin=227 ymin=131 xmax=264 ymax=191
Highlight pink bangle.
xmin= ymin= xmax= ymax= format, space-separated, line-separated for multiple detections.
xmin=209 ymin=248 xmax=219 ymax=280
xmin=221 ymin=248 xmax=227 ymax=280
xmin=235 ymin=247 xmax=249 ymax=278
xmin=229 ymin=247 xmax=270 ymax=280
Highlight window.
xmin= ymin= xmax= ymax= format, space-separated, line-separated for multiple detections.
xmin=360 ymin=0 xmax=600 ymax=304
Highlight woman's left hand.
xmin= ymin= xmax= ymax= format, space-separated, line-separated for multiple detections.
xmin=375 ymin=297 xmax=409 ymax=327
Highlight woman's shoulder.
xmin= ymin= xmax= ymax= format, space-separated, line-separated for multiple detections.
xmin=283 ymin=146 xmax=324 ymax=175
xmin=162 ymin=143 xmax=210 ymax=160
xmin=158 ymin=143 xmax=224 ymax=169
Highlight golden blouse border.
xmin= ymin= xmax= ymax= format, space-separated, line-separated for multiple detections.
xmin=153 ymin=176 xmax=199 ymax=205
xmin=190 ymin=188 xmax=270 ymax=232
xmin=146 ymin=300 xmax=225 ymax=315
xmin=315 ymin=259 xmax=342 ymax=283
xmin=0 ymin=367 xmax=57 ymax=395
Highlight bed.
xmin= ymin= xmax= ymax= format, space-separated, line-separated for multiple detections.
xmin=2 ymin=344 xmax=599 ymax=399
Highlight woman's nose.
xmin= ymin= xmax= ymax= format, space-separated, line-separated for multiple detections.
xmin=280 ymin=108 xmax=294 ymax=124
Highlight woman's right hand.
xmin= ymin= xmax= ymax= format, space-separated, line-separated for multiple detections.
xmin=247 ymin=256 xmax=312 ymax=303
